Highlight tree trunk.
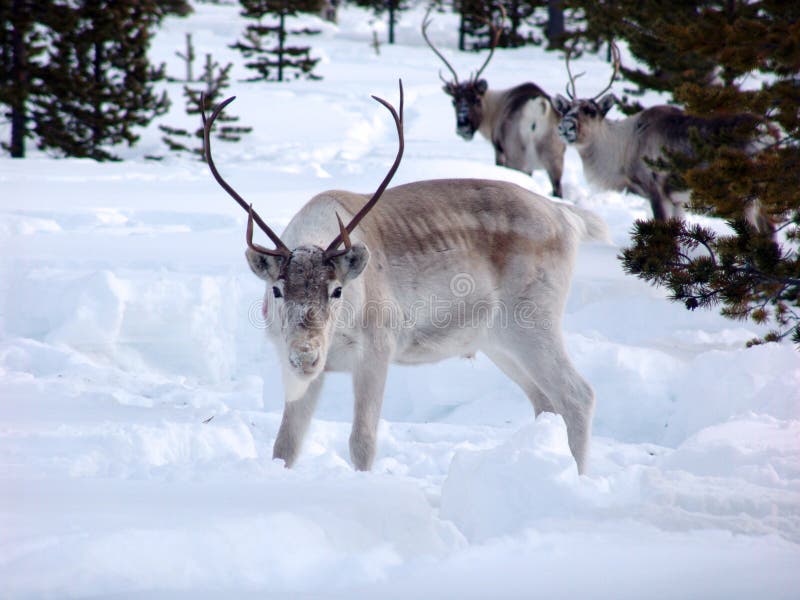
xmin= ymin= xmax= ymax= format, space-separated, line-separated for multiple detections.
xmin=388 ymin=1 xmax=395 ymax=45
xmin=278 ymin=10 xmax=285 ymax=81
xmin=93 ymin=40 xmax=104 ymax=152
xmin=458 ymin=9 xmax=466 ymax=51
xmin=10 ymin=0 xmax=26 ymax=158
xmin=547 ymin=0 xmax=565 ymax=48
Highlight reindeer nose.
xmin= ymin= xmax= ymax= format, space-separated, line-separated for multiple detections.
xmin=558 ymin=119 xmax=577 ymax=142
xmin=289 ymin=342 xmax=320 ymax=372
xmin=457 ymin=126 xmax=474 ymax=140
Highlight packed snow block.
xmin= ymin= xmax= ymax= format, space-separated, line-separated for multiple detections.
xmin=4 ymin=267 xmax=247 ymax=382
xmin=440 ymin=414 xmax=583 ymax=541
xmin=5 ymin=269 xmax=128 ymax=353
xmin=117 ymin=273 xmax=250 ymax=382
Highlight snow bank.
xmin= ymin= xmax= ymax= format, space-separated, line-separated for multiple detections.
xmin=1 ymin=2 xmax=798 ymax=598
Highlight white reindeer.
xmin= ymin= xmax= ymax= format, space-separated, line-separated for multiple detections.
xmin=422 ymin=7 xmax=566 ymax=197
xmin=201 ymin=83 xmax=607 ymax=474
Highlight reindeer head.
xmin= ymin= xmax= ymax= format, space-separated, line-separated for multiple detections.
xmin=201 ymin=84 xmax=404 ymax=381
xmin=422 ymin=5 xmax=502 ymax=140
xmin=553 ymin=42 xmax=620 ymax=146
xmin=443 ymin=79 xmax=489 ymax=140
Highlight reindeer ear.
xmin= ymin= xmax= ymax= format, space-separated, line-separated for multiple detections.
xmin=330 ymin=243 xmax=370 ymax=285
xmin=552 ymin=94 xmax=571 ymax=116
xmin=475 ymin=79 xmax=488 ymax=94
xmin=442 ymin=83 xmax=455 ymax=96
xmin=245 ymin=249 xmax=285 ymax=282
xmin=597 ymin=93 xmax=618 ymax=116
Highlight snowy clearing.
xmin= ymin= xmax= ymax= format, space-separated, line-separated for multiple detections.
xmin=1 ymin=4 xmax=798 ymax=598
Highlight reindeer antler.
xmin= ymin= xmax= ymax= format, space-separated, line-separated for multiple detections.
xmin=326 ymin=80 xmax=404 ymax=255
xmin=564 ymin=39 xmax=585 ymax=100
xmin=472 ymin=3 xmax=506 ymax=82
xmin=592 ymin=41 xmax=621 ymax=100
xmin=201 ymin=94 xmax=291 ymax=257
xmin=421 ymin=4 xmax=460 ymax=85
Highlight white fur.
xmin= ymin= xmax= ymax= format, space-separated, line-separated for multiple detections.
xmin=255 ymin=179 xmax=606 ymax=474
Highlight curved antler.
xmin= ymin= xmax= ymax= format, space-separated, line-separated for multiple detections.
xmin=564 ymin=39 xmax=585 ymax=100
xmin=592 ymin=40 xmax=621 ymax=100
xmin=326 ymin=80 xmax=404 ymax=255
xmin=472 ymin=3 xmax=506 ymax=82
xmin=421 ymin=4 xmax=460 ymax=85
xmin=201 ymin=94 xmax=290 ymax=257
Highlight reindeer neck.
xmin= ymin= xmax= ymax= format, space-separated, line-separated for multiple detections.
xmin=575 ymin=116 xmax=639 ymax=189
xmin=477 ymin=89 xmax=505 ymax=140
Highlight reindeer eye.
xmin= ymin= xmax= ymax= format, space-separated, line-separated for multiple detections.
xmin=331 ymin=287 xmax=342 ymax=299
xmin=272 ymin=286 xmax=283 ymax=299
xmin=582 ymin=106 xmax=597 ymax=117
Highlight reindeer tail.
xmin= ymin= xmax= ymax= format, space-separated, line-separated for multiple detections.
xmin=562 ymin=204 xmax=612 ymax=244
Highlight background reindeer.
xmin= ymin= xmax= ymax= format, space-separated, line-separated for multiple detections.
xmin=554 ymin=43 xmax=769 ymax=226
xmin=202 ymin=83 xmax=607 ymax=474
xmin=423 ymin=7 xmax=566 ymax=197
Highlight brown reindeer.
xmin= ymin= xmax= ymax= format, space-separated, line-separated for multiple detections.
xmin=422 ymin=6 xmax=566 ymax=197
xmin=553 ymin=43 xmax=769 ymax=226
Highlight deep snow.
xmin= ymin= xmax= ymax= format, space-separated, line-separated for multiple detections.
xmin=1 ymin=3 xmax=799 ymax=598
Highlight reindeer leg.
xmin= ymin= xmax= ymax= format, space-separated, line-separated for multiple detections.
xmin=493 ymin=141 xmax=507 ymax=168
xmin=640 ymin=178 xmax=670 ymax=222
xmin=496 ymin=327 xmax=595 ymax=475
xmin=350 ymin=347 xmax=391 ymax=471
xmin=273 ymin=373 xmax=325 ymax=468
xmin=537 ymin=136 xmax=564 ymax=197
xmin=546 ymin=155 xmax=563 ymax=198
xmin=483 ymin=346 xmax=557 ymax=415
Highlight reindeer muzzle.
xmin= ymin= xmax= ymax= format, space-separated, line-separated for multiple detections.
xmin=457 ymin=126 xmax=475 ymax=140
xmin=558 ymin=118 xmax=578 ymax=144
xmin=289 ymin=341 xmax=321 ymax=375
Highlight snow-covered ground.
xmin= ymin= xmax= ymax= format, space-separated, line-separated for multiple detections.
xmin=1 ymin=4 xmax=798 ymax=598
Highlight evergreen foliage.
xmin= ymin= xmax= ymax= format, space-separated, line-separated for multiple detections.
xmin=618 ymin=1 xmax=800 ymax=346
xmin=31 ymin=1 xmax=171 ymax=161
xmin=0 ymin=0 xmax=48 ymax=157
xmin=565 ymin=1 xmax=726 ymax=114
xmin=160 ymin=54 xmax=251 ymax=158
xmin=230 ymin=0 xmax=323 ymax=82
xmin=0 ymin=0 xmax=190 ymax=160
xmin=458 ymin=0 xmax=541 ymax=50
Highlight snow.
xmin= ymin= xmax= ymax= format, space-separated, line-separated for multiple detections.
xmin=1 ymin=3 xmax=799 ymax=598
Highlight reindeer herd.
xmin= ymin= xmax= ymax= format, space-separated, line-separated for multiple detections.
xmin=423 ymin=6 xmax=769 ymax=229
xmin=199 ymin=8 xmax=768 ymax=475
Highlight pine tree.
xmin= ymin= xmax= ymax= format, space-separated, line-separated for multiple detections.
xmin=0 ymin=0 xmax=48 ymax=157
xmin=2 ymin=0 xmax=190 ymax=159
xmin=31 ymin=1 xmax=181 ymax=161
xmin=619 ymin=1 xmax=800 ymax=346
xmin=160 ymin=54 xmax=251 ymax=158
xmin=458 ymin=0 xmax=541 ymax=51
xmin=171 ymin=33 xmax=196 ymax=83
xmin=565 ymin=0 xmax=721 ymax=113
xmin=230 ymin=0 xmax=323 ymax=82
xmin=350 ymin=0 xmax=411 ymax=45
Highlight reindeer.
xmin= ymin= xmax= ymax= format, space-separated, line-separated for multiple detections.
xmin=422 ymin=7 xmax=566 ymax=197
xmin=553 ymin=43 xmax=768 ymax=225
xmin=201 ymin=82 xmax=607 ymax=474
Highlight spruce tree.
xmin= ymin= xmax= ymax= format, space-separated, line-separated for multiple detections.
xmin=160 ymin=54 xmax=251 ymax=158
xmin=32 ymin=0 xmax=179 ymax=161
xmin=458 ymin=0 xmax=541 ymax=51
xmin=565 ymin=0 xmax=721 ymax=113
xmin=0 ymin=0 xmax=48 ymax=157
xmin=619 ymin=1 xmax=800 ymax=346
xmin=350 ymin=0 xmax=411 ymax=45
xmin=230 ymin=0 xmax=323 ymax=82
